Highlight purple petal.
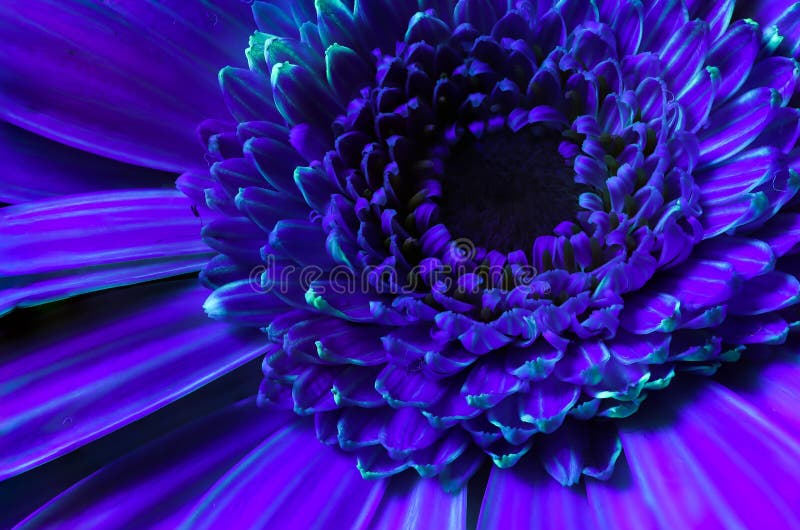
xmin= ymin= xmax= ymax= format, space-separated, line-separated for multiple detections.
xmin=659 ymin=20 xmax=709 ymax=92
xmin=177 ymin=423 xmax=387 ymax=529
xmin=462 ymin=357 xmax=523 ymax=409
xmin=755 ymin=213 xmax=800 ymax=256
xmin=695 ymin=147 xmax=777 ymax=204
xmin=0 ymin=190 xmax=211 ymax=315
xmin=741 ymin=56 xmax=800 ymax=105
xmin=16 ymin=400 xmax=292 ymax=529
xmin=204 ymin=280 xmax=288 ymax=327
xmin=706 ymin=19 xmax=760 ymax=103
xmin=380 ymin=407 xmax=441 ymax=457
xmin=607 ymin=331 xmax=670 ymax=364
xmin=518 ymin=379 xmax=580 ymax=433
xmin=693 ymin=237 xmax=775 ymax=279
xmin=375 ymin=363 xmax=448 ymax=408
xmin=0 ymin=123 xmax=173 ymax=204
xmin=697 ymin=88 xmax=780 ymax=168
xmin=0 ymin=0 xmax=253 ymax=172
xmin=553 ymin=341 xmax=611 ymax=386
xmin=537 ymin=420 xmax=622 ymax=486
xmin=727 ymin=271 xmax=800 ymax=315
xmin=619 ymin=291 xmax=681 ymax=334
xmin=0 ymin=280 xmax=269 ymax=479
xmin=676 ymin=66 xmax=719 ymax=133
xmin=478 ymin=462 xmax=596 ymax=529
xmin=642 ymin=0 xmax=689 ymax=51
xmin=611 ymin=0 xmax=643 ymax=56
xmin=716 ymin=314 xmax=789 ymax=344
xmin=371 ymin=474 xmax=467 ymax=529
xmin=700 ymin=191 xmax=769 ymax=238
xmin=686 ymin=0 xmax=734 ymax=41
xmin=656 ymin=259 xmax=738 ymax=310
xmin=618 ymin=380 xmax=800 ymax=528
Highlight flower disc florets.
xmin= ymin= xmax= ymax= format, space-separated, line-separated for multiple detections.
xmin=192 ymin=0 xmax=800 ymax=489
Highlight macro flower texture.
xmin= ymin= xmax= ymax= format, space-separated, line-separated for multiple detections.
xmin=4 ymin=0 xmax=800 ymax=527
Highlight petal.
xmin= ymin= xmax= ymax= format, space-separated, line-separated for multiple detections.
xmin=695 ymin=147 xmax=777 ymax=204
xmin=706 ymin=19 xmax=760 ymax=104
xmin=537 ymin=420 xmax=622 ymax=486
xmin=0 ymin=190 xmax=211 ymax=315
xmin=0 ymin=123 xmax=173 ymax=204
xmin=177 ymin=423 xmax=386 ymax=529
xmin=741 ymin=56 xmax=800 ymax=105
xmin=0 ymin=280 xmax=269 ymax=479
xmin=693 ymin=237 xmax=775 ymax=279
xmin=270 ymin=62 xmax=341 ymax=127
xmin=370 ymin=474 xmax=467 ymax=530
xmin=659 ymin=20 xmax=709 ymax=92
xmin=700 ymin=192 xmax=770 ymax=238
xmin=219 ymin=66 xmax=281 ymax=124
xmin=756 ymin=213 xmax=800 ymax=256
xmin=0 ymin=0 xmax=253 ymax=172
xmin=697 ymin=88 xmax=781 ymax=168
xmin=478 ymin=462 xmax=596 ymax=530
xmin=16 ymin=400 xmax=292 ymax=529
xmin=642 ymin=0 xmax=689 ymax=51
xmin=203 ymin=280 xmax=287 ymax=327
xmin=518 ymin=379 xmax=580 ymax=433
xmin=619 ymin=291 xmax=681 ymax=334
xmin=716 ymin=313 xmax=789 ymax=344
xmin=676 ymin=66 xmax=719 ymax=133
xmin=657 ymin=259 xmax=738 ymax=310
xmin=618 ymin=379 xmax=800 ymax=528
xmin=611 ymin=0 xmax=643 ymax=56
xmin=686 ymin=0 xmax=735 ymax=42
xmin=727 ymin=271 xmax=800 ymax=315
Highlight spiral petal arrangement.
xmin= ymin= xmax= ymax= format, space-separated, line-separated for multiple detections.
xmin=195 ymin=0 xmax=800 ymax=488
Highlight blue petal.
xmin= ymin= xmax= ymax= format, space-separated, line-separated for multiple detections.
xmin=618 ymin=380 xmax=800 ymax=528
xmin=0 ymin=123 xmax=173 ymax=204
xmin=659 ymin=20 xmax=709 ymax=92
xmin=16 ymin=400 xmax=292 ymax=529
xmin=478 ymin=462 xmax=596 ymax=529
xmin=706 ymin=19 xmax=760 ymax=104
xmin=370 ymin=474 xmax=467 ymax=530
xmin=0 ymin=190 xmax=211 ymax=315
xmin=727 ymin=271 xmax=800 ymax=315
xmin=0 ymin=0 xmax=253 ymax=172
xmin=697 ymin=88 xmax=781 ymax=168
xmin=177 ymin=424 xmax=387 ymax=529
xmin=0 ymin=280 xmax=269 ymax=480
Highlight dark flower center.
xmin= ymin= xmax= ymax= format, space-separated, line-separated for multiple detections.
xmin=440 ymin=127 xmax=585 ymax=253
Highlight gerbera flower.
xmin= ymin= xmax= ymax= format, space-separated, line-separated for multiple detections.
xmin=3 ymin=0 xmax=800 ymax=528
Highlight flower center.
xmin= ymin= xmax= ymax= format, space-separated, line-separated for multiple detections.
xmin=440 ymin=127 xmax=585 ymax=253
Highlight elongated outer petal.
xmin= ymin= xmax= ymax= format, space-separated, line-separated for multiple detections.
xmin=0 ymin=280 xmax=270 ymax=480
xmin=177 ymin=423 xmax=386 ymax=530
xmin=478 ymin=461 xmax=597 ymax=530
xmin=618 ymin=379 xmax=800 ymax=529
xmin=0 ymin=190 xmax=212 ymax=316
xmin=0 ymin=0 xmax=253 ymax=172
xmin=0 ymin=123 xmax=173 ymax=204
xmin=369 ymin=473 xmax=467 ymax=530
xmin=15 ymin=400 xmax=293 ymax=530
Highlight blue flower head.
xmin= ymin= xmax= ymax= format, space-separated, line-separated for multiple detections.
xmin=195 ymin=0 xmax=800 ymax=490
xmin=4 ymin=0 xmax=800 ymax=528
